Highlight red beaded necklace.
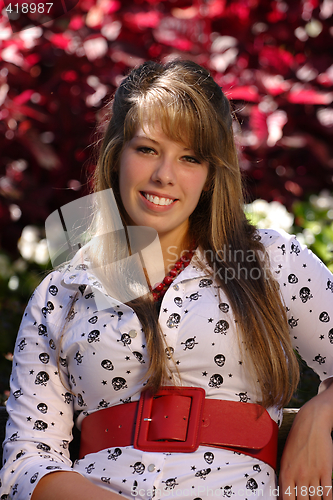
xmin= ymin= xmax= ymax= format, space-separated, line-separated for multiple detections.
xmin=151 ymin=248 xmax=195 ymax=302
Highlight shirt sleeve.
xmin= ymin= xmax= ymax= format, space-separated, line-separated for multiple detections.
xmin=0 ymin=272 xmax=80 ymax=500
xmin=265 ymin=229 xmax=333 ymax=387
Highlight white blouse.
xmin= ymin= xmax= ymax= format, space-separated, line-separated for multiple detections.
xmin=1 ymin=229 xmax=333 ymax=499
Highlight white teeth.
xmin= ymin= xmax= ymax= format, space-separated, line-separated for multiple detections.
xmin=144 ymin=193 xmax=174 ymax=206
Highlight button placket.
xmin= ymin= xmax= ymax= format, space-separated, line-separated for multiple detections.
xmin=117 ymin=313 xmax=145 ymax=360
xmin=160 ymin=283 xmax=185 ymax=358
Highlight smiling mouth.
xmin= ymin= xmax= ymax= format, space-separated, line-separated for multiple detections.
xmin=141 ymin=192 xmax=177 ymax=206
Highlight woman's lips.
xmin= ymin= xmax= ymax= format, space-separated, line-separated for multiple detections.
xmin=140 ymin=191 xmax=178 ymax=211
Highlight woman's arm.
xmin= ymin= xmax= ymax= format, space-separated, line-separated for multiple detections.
xmin=0 ymin=274 xmax=78 ymax=498
xmin=279 ymin=381 xmax=333 ymax=500
xmin=31 ymin=471 xmax=125 ymax=500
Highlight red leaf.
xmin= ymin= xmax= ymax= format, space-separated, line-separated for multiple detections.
xmin=227 ymin=86 xmax=260 ymax=102
xmin=260 ymin=74 xmax=291 ymax=96
xmin=61 ymin=70 xmax=78 ymax=82
xmin=18 ymin=128 xmax=61 ymax=170
xmin=124 ymin=11 xmax=162 ymax=30
xmin=105 ymin=0 xmax=121 ymax=14
xmin=259 ymin=46 xmax=294 ymax=74
xmin=49 ymin=33 xmax=71 ymax=50
xmin=285 ymin=180 xmax=303 ymax=197
xmin=206 ymin=0 xmax=226 ymax=19
xmin=69 ymin=15 xmax=85 ymax=30
xmin=24 ymin=54 xmax=40 ymax=67
xmin=288 ymin=85 xmax=333 ymax=104
xmin=13 ymin=90 xmax=34 ymax=105
xmin=250 ymin=105 xmax=269 ymax=144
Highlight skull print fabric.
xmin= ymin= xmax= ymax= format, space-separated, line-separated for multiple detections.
xmin=1 ymin=229 xmax=333 ymax=499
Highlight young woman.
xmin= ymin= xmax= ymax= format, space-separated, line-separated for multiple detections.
xmin=1 ymin=60 xmax=333 ymax=500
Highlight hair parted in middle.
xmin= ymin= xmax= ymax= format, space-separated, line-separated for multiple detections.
xmin=91 ymin=59 xmax=299 ymax=408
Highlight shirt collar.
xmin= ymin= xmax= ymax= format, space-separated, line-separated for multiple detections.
xmin=61 ymin=245 xmax=210 ymax=290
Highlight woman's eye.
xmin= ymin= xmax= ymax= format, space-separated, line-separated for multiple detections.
xmin=137 ymin=146 xmax=156 ymax=155
xmin=183 ymin=156 xmax=200 ymax=164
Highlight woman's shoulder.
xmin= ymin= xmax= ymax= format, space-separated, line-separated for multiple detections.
xmin=30 ymin=250 xmax=92 ymax=315
xmin=257 ymin=228 xmax=332 ymax=281
xmin=256 ymin=227 xmax=297 ymax=248
xmin=34 ymin=261 xmax=87 ymax=296
xmin=257 ymin=228 xmax=312 ymax=269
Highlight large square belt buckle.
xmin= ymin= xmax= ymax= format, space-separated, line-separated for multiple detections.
xmin=133 ymin=386 xmax=205 ymax=452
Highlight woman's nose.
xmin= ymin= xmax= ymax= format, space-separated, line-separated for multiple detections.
xmin=151 ymin=156 xmax=176 ymax=185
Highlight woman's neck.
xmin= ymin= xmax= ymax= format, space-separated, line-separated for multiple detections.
xmin=159 ymin=232 xmax=193 ymax=275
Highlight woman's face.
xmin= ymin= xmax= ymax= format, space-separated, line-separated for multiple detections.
xmin=118 ymin=124 xmax=209 ymax=246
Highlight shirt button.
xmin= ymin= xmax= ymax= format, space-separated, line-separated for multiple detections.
xmin=173 ymin=284 xmax=179 ymax=291
xmin=147 ymin=464 xmax=156 ymax=472
xmin=129 ymin=330 xmax=137 ymax=338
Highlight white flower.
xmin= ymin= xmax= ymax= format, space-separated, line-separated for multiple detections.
xmin=20 ymin=225 xmax=40 ymax=243
xmin=83 ymin=37 xmax=108 ymax=61
xmin=309 ymin=190 xmax=333 ymax=210
xmin=8 ymin=275 xmax=19 ymax=290
xmin=18 ymin=226 xmax=49 ymax=264
xmin=245 ymin=199 xmax=294 ymax=232
xmin=34 ymin=239 xmax=50 ymax=265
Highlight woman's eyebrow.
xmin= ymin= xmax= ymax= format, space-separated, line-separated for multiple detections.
xmin=134 ymin=133 xmax=158 ymax=143
xmin=134 ymin=133 xmax=192 ymax=152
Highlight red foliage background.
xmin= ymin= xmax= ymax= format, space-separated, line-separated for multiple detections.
xmin=0 ymin=0 xmax=333 ymax=256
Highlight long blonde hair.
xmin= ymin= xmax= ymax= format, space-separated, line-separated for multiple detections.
xmin=91 ymin=60 xmax=299 ymax=408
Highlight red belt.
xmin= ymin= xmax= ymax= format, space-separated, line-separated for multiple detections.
xmin=80 ymin=387 xmax=278 ymax=470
